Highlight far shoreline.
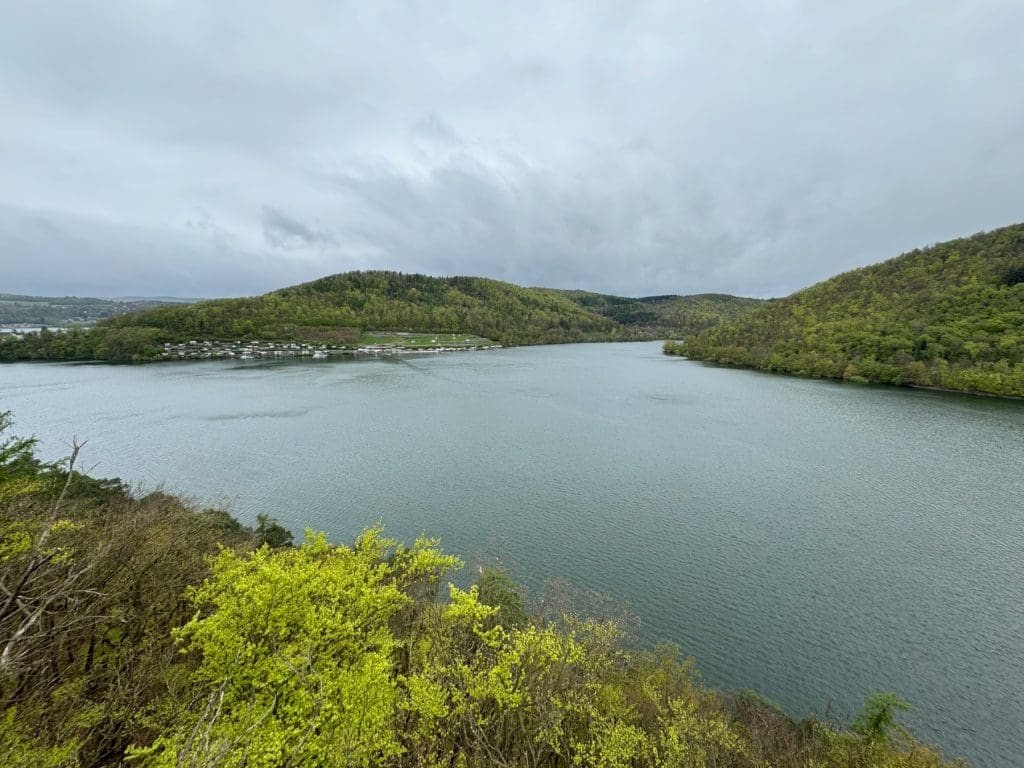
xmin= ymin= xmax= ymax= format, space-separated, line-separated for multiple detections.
xmin=666 ymin=354 xmax=1024 ymax=403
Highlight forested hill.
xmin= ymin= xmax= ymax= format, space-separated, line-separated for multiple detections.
xmin=547 ymin=289 xmax=766 ymax=337
xmin=104 ymin=272 xmax=623 ymax=346
xmin=0 ymin=271 xmax=761 ymax=361
xmin=0 ymin=294 xmax=188 ymax=327
xmin=668 ymin=224 xmax=1024 ymax=397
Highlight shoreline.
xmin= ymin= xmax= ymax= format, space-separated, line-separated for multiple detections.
xmin=668 ymin=354 xmax=1024 ymax=403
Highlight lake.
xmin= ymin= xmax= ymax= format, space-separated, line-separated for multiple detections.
xmin=2 ymin=341 xmax=1022 ymax=766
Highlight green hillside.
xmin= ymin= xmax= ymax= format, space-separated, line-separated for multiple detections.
xmin=0 ymin=272 xmax=759 ymax=362
xmin=668 ymin=224 xmax=1024 ymax=397
xmin=547 ymin=289 xmax=766 ymax=337
xmin=104 ymin=272 xmax=626 ymax=346
xmin=0 ymin=294 xmax=187 ymax=327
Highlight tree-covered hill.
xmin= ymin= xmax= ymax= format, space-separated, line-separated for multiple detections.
xmin=0 ymin=294 xmax=188 ymax=327
xmin=0 ymin=272 xmax=760 ymax=362
xmin=0 ymin=414 xmax=963 ymax=767
xmin=107 ymin=272 xmax=630 ymax=347
xmin=667 ymin=224 xmax=1024 ymax=397
xmin=549 ymin=289 xmax=766 ymax=337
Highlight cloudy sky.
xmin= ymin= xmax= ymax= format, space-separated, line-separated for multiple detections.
xmin=2 ymin=1 xmax=1022 ymax=299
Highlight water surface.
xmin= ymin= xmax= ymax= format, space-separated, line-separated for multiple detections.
xmin=2 ymin=342 xmax=1022 ymax=766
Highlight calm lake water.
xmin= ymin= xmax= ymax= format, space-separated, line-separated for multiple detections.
xmin=2 ymin=342 xmax=1022 ymax=766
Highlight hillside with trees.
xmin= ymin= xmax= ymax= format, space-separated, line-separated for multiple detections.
xmin=103 ymin=272 xmax=627 ymax=347
xmin=0 ymin=412 xmax=962 ymax=767
xmin=0 ymin=272 xmax=760 ymax=363
xmin=667 ymin=224 xmax=1024 ymax=397
xmin=0 ymin=294 xmax=188 ymax=327
xmin=547 ymin=290 xmax=766 ymax=338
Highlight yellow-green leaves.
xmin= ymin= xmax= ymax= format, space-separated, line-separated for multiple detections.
xmin=444 ymin=585 xmax=503 ymax=648
xmin=0 ymin=707 xmax=81 ymax=768
xmin=652 ymin=698 xmax=748 ymax=768
xmin=147 ymin=527 xmax=459 ymax=768
xmin=114 ymin=522 xmax=962 ymax=768
xmin=0 ymin=522 xmax=33 ymax=563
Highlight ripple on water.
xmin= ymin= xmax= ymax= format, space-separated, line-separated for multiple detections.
xmin=1 ymin=344 xmax=1022 ymax=767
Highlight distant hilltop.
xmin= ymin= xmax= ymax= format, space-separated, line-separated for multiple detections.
xmin=110 ymin=296 xmax=197 ymax=304
xmin=667 ymin=223 xmax=1024 ymax=398
xmin=0 ymin=273 xmax=762 ymax=362
xmin=0 ymin=294 xmax=193 ymax=327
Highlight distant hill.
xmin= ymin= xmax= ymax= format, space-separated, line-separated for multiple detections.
xmin=0 ymin=271 xmax=759 ymax=362
xmin=0 ymin=294 xmax=190 ymax=327
xmin=111 ymin=296 xmax=196 ymax=304
xmin=547 ymin=289 xmax=766 ymax=338
xmin=102 ymin=273 xmax=624 ymax=346
xmin=668 ymin=224 xmax=1024 ymax=397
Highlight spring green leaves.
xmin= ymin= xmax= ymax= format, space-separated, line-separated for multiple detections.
xmin=673 ymin=223 xmax=1024 ymax=397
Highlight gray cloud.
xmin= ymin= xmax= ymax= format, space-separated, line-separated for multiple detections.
xmin=261 ymin=207 xmax=337 ymax=250
xmin=1 ymin=1 xmax=1022 ymax=299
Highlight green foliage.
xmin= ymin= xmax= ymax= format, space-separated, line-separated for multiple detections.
xmin=474 ymin=566 xmax=529 ymax=628
xmin=673 ymin=223 xmax=1024 ymax=397
xmin=0 ymin=294 xmax=186 ymax=327
xmin=0 ymin=412 xmax=43 ymax=503
xmin=135 ymin=529 xmax=458 ymax=767
xmin=94 ymin=326 xmax=164 ymax=362
xmin=1 ymin=416 xmax=260 ymax=768
xmin=550 ymin=290 xmax=765 ymax=339
xmin=100 ymin=272 xmax=626 ymax=349
xmin=852 ymin=692 xmax=912 ymax=743
xmin=0 ymin=707 xmax=81 ymax=768
xmin=1 ymin=327 xmax=78 ymax=361
xmin=0 ymin=326 xmax=163 ymax=362
xmin=254 ymin=513 xmax=294 ymax=548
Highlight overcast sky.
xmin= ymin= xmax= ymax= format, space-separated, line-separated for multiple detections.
xmin=2 ymin=1 xmax=1022 ymax=299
